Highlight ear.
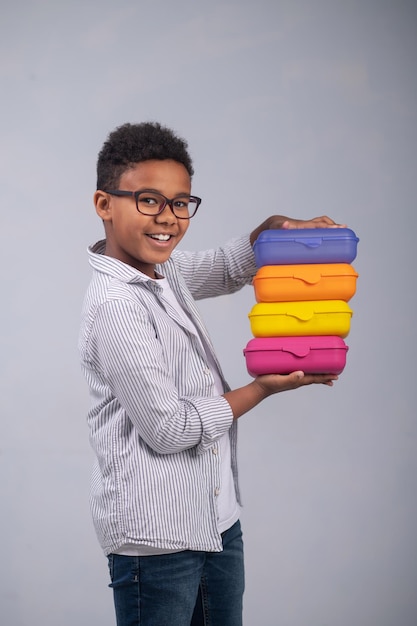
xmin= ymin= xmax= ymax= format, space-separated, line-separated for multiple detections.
xmin=94 ymin=191 xmax=113 ymax=222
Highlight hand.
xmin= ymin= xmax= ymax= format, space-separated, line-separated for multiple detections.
xmin=250 ymin=215 xmax=347 ymax=245
xmin=224 ymin=370 xmax=338 ymax=419
xmin=254 ymin=370 xmax=339 ymax=396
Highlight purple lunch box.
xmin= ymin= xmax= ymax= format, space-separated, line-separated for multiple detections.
xmin=253 ymin=228 xmax=359 ymax=267
xmin=243 ymin=336 xmax=349 ymax=376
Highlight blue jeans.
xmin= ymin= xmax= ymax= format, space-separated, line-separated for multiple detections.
xmin=107 ymin=520 xmax=244 ymax=626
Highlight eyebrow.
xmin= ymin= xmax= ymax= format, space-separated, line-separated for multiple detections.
xmin=137 ymin=188 xmax=192 ymax=197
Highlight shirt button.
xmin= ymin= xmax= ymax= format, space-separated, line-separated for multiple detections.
xmin=214 ymin=488 xmax=220 ymax=496
xmin=212 ymin=447 xmax=218 ymax=455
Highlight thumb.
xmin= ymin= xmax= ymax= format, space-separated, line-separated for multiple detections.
xmin=286 ymin=370 xmax=305 ymax=387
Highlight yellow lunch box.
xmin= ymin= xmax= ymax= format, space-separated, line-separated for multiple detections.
xmin=248 ymin=300 xmax=353 ymax=338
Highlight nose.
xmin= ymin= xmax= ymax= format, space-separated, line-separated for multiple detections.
xmin=155 ymin=200 xmax=177 ymax=223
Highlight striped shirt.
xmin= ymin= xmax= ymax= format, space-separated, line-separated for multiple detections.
xmin=78 ymin=234 xmax=257 ymax=555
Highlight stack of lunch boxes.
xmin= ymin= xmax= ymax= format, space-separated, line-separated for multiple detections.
xmin=244 ymin=228 xmax=359 ymax=376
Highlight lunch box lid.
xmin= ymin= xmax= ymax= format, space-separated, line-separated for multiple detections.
xmin=248 ymin=300 xmax=353 ymax=322
xmin=244 ymin=336 xmax=349 ymax=358
xmin=254 ymin=263 xmax=358 ymax=284
xmin=253 ymin=227 xmax=359 ymax=248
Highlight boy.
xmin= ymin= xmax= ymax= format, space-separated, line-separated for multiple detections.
xmin=79 ymin=121 xmax=342 ymax=626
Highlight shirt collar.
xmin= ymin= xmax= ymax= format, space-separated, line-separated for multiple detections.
xmin=87 ymin=239 xmax=157 ymax=285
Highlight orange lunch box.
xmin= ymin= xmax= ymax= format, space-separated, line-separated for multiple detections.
xmin=252 ymin=263 xmax=358 ymax=303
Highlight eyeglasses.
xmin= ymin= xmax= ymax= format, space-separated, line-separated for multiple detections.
xmin=103 ymin=189 xmax=202 ymax=219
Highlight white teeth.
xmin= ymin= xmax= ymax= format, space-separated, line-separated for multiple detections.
xmin=149 ymin=234 xmax=170 ymax=241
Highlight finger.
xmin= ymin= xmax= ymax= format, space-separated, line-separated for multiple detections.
xmin=312 ymin=215 xmax=335 ymax=225
xmin=259 ymin=370 xmax=305 ymax=389
xmin=277 ymin=371 xmax=337 ymax=390
xmin=310 ymin=216 xmax=347 ymax=228
xmin=300 ymin=373 xmax=339 ymax=385
xmin=281 ymin=217 xmax=345 ymax=230
xmin=284 ymin=370 xmax=305 ymax=387
xmin=281 ymin=216 xmax=347 ymax=230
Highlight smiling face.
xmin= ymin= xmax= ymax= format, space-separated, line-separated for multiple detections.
xmin=94 ymin=159 xmax=191 ymax=277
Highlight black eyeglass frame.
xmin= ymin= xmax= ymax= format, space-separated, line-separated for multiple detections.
xmin=103 ymin=189 xmax=202 ymax=219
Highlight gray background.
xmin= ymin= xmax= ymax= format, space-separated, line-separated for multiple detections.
xmin=1 ymin=1 xmax=416 ymax=625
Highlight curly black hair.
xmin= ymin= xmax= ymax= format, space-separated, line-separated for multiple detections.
xmin=96 ymin=122 xmax=194 ymax=190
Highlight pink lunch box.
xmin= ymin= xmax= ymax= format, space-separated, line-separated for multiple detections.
xmin=243 ymin=336 xmax=349 ymax=376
